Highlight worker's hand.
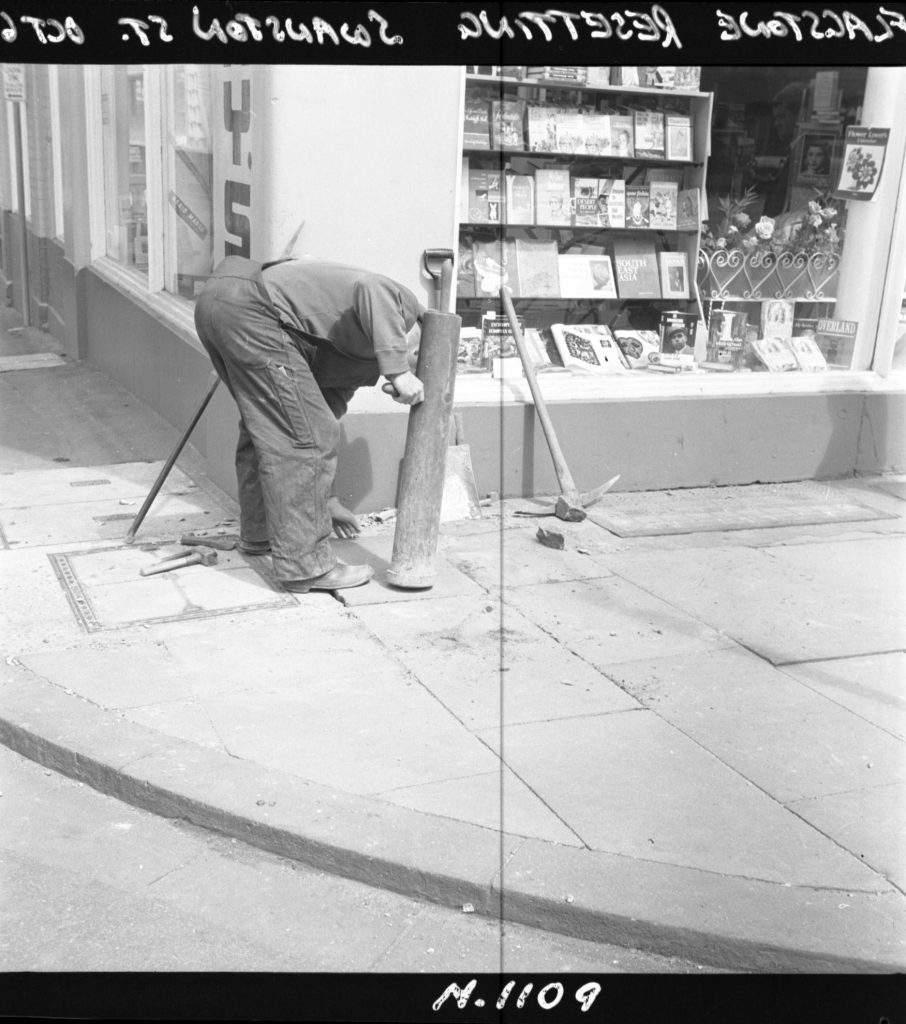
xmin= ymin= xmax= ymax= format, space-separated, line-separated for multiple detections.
xmin=382 ymin=371 xmax=424 ymax=406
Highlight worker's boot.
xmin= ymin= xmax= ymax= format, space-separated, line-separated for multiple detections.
xmin=237 ymin=538 xmax=271 ymax=555
xmin=281 ymin=563 xmax=373 ymax=593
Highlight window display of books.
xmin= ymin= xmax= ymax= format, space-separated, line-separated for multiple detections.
xmin=457 ymin=68 xmax=712 ymax=378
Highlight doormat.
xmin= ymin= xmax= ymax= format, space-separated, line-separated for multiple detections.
xmin=49 ymin=544 xmax=296 ymax=632
xmin=587 ymin=482 xmax=897 ymax=537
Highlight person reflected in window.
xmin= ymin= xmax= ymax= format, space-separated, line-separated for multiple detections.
xmin=763 ymin=81 xmax=808 ymax=216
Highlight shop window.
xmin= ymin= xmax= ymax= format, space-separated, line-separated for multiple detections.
xmin=162 ymin=65 xmax=214 ymax=299
xmin=699 ymin=67 xmax=868 ymax=371
xmin=99 ymin=65 xmax=148 ymax=273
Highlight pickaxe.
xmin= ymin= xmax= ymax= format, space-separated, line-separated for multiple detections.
xmin=140 ymin=549 xmax=218 ymax=577
xmin=500 ymin=288 xmax=620 ymax=522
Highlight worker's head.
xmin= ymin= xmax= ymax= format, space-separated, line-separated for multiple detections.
xmin=405 ymin=317 xmax=422 ymax=373
xmin=772 ymin=82 xmax=807 ymax=145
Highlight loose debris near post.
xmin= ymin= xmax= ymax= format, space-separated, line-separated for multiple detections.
xmin=536 ymin=526 xmax=565 ymax=550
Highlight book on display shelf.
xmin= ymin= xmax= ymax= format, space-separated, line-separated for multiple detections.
xmin=471 ymin=238 xmax=510 ymax=297
xmin=463 ymin=98 xmax=491 ymax=149
xmin=557 ymin=254 xmax=618 ymax=299
xmin=467 ymin=168 xmax=502 ymax=223
xmin=760 ymin=300 xmax=796 ymax=341
xmin=751 ymin=336 xmax=800 ymax=372
xmin=490 ymin=99 xmax=526 ymax=151
xmin=658 ymin=251 xmax=689 ymax=299
xmin=514 ymin=238 xmax=560 ymax=297
xmin=649 ymin=180 xmax=678 ymax=229
xmin=814 ymin=317 xmax=858 ymax=367
xmin=550 ymin=323 xmax=631 ymax=372
xmin=633 ymin=110 xmax=665 ymax=159
xmin=534 ymin=167 xmax=572 ymax=225
xmin=625 ymin=184 xmax=651 ymax=229
xmin=665 ymin=114 xmax=693 ymax=161
xmin=505 ymin=173 xmax=535 ymax=225
xmin=595 ymin=178 xmax=625 ymax=228
xmin=572 ymin=177 xmax=600 ymax=227
xmin=786 ymin=334 xmax=828 ymax=371
xmin=613 ymin=237 xmax=661 ymax=299
xmin=676 ymin=188 xmax=700 ymax=231
xmin=526 ymin=104 xmax=559 ymax=153
xmin=457 ymin=237 xmax=475 ymax=297
xmin=613 ymin=329 xmax=660 ymax=368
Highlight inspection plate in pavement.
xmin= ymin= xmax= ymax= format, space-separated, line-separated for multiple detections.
xmin=48 ymin=544 xmax=295 ymax=631
xmin=587 ymin=481 xmax=896 ymax=537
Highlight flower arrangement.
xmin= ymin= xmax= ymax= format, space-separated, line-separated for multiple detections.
xmin=701 ymin=186 xmax=843 ymax=259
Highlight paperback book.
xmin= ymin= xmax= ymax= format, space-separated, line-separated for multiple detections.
xmin=550 ymin=323 xmax=630 ymax=372
xmin=572 ymin=177 xmax=600 ymax=226
xmin=463 ymin=98 xmax=491 ymax=149
xmin=786 ymin=334 xmax=828 ymax=371
xmin=505 ymin=174 xmax=535 ymax=225
xmin=614 ymin=329 xmax=660 ymax=368
xmin=514 ymin=238 xmax=560 ymax=296
xmin=649 ymin=180 xmax=678 ymax=229
xmin=534 ymin=167 xmax=572 ymax=225
xmin=658 ymin=251 xmax=689 ymax=299
xmin=815 ymin=318 xmax=858 ymax=367
xmin=490 ymin=99 xmax=526 ymax=151
xmin=610 ymin=115 xmax=635 ymax=157
xmin=471 ymin=238 xmax=510 ymax=297
xmin=467 ymin=168 xmax=503 ymax=223
xmin=557 ymin=254 xmax=617 ymax=298
xmin=676 ymin=188 xmax=700 ymax=231
xmin=526 ymin=104 xmax=559 ymax=152
xmin=760 ymin=300 xmax=795 ymax=341
xmin=633 ymin=110 xmax=665 ymax=159
xmin=625 ymin=185 xmax=651 ymax=229
xmin=596 ymin=179 xmax=625 ymax=228
xmin=665 ymin=114 xmax=693 ymax=161
xmin=613 ymin=237 xmax=661 ymax=299
xmin=752 ymin=336 xmax=800 ymax=372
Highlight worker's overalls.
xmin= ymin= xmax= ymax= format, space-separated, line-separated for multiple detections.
xmin=194 ymin=257 xmax=349 ymax=582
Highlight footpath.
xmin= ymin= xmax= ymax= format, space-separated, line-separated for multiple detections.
xmin=1 ymin=309 xmax=904 ymax=973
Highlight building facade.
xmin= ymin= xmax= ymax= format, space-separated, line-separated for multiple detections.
xmin=1 ymin=63 xmax=904 ymax=512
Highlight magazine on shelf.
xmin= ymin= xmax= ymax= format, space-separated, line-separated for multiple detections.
xmin=649 ymin=180 xmax=678 ymax=229
xmin=550 ymin=323 xmax=631 ymax=372
xmin=665 ymin=114 xmax=693 ymax=161
xmin=658 ymin=251 xmax=689 ymax=299
xmin=614 ymin=329 xmax=661 ymax=368
xmin=534 ymin=167 xmax=572 ymax=225
xmin=514 ymin=238 xmax=560 ymax=296
xmin=557 ymin=254 xmax=618 ymax=298
xmin=613 ymin=237 xmax=661 ymax=299
xmin=610 ymin=114 xmax=635 ymax=157
xmin=457 ymin=237 xmax=475 ymax=298
xmin=457 ymin=327 xmax=486 ymax=373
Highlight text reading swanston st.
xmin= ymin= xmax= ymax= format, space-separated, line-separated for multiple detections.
xmin=2 ymin=6 xmax=906 ymax=50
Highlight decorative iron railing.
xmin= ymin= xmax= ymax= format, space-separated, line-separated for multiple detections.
xmin=697 ymin=249 xmax=840 ymax=302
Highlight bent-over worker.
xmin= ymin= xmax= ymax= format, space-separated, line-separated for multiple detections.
xmin=194 ymin=255 xmax=425 ymax=593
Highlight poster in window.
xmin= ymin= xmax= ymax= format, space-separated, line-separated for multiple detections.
xmin=834 ymin=126 xmax=889 ymax=201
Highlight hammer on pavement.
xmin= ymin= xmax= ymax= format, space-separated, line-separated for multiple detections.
xmin=140 ymin=549 xmax=218 ymax=577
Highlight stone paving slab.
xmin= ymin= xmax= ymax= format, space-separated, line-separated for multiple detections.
xmin=789 ymin=783 xmax=906 ymax=893
xmin=0 ymin=461 xmax=202 ymax=509
xmin=330 ymin=534 xmax=487 ymax=606
xmin=0 ymin=353 xmax=67 ymax=372
xmin=587 ymin=481 xmax=895 ymax=537
xmin=780 ymin=652 xmax=906 ymax=742
xmin=440 ymin=520 xmax=616 ymax=590
xmin=502 ymin=575 xmax=738 ymax=667
xmin=353 ymin=595 xmax=639 ymax=731
xmin=0 ymin=547 xmax=88 ymax=651
xmin=476 ymin=710 xmax=884 ymax=889
xmin=601 ymin=647 xmax=906 ymax=804
xmin=374 ymin=768 xmax=583 ymax=846
xmin=603 ymin=536 xmax=906 ymax=664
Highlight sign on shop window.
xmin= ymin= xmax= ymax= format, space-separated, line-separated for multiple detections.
xmin=2 ymin=64 xmax=25 ymax=102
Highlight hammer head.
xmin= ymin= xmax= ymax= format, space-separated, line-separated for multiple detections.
xmin=193 ymin=550 xmax=219 ymax=566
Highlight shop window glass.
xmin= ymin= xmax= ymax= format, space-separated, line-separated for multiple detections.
xmin=699 ymin=67 xmax=867 ymax=371
xmin=162 ymin=65 xmax=215 ymax=299
xmin=99 ymin=65 xmax=147 ymax=273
